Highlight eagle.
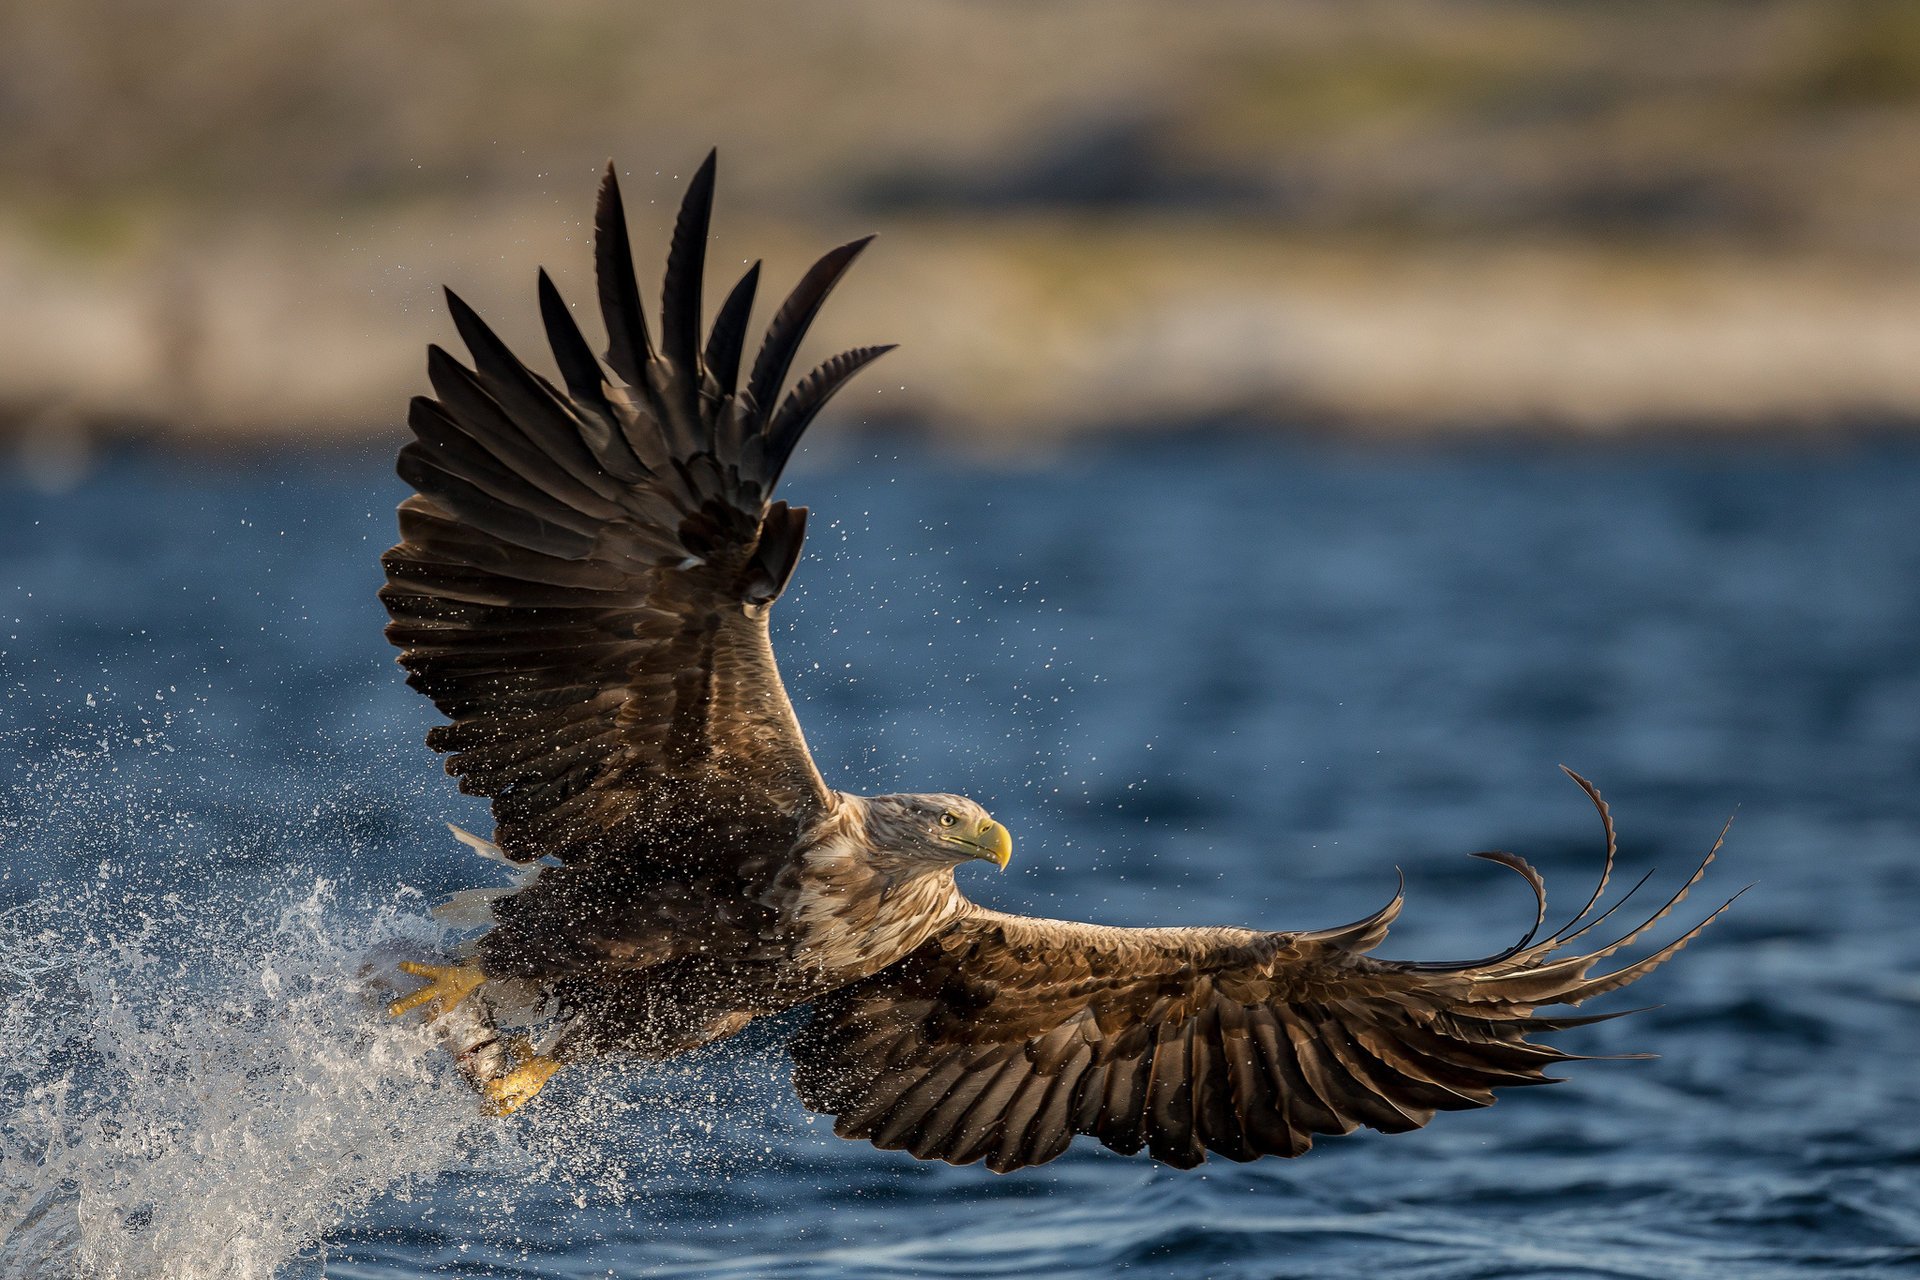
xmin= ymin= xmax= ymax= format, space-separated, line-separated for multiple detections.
xmin=382 ymin=152 xmax=1731 ymax=1173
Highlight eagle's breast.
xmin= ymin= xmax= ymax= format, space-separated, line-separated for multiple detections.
xmin=774 ymin=825 xmax=966 ymax=985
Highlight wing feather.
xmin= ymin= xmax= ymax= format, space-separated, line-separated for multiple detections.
xmin=593 ymin=163 xmax=654 ymax=390
xmin=661 ymin=150 xmax=717 ymax=404
xmin=382 ymin=157 xmax=891 ymax=866
xmin=744 ymin=237 xmax=875 ymax=437
xmin=792 ymin=775 xmax=1732 ymax=1171
xmin=704 ymin=262 xmax=761 ymax=405
xmin=537 ymin=268 xmax=619 ymax=432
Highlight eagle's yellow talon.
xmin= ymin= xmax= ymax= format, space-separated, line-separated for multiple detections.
xmin=388 ymin=960 xmax=486 ymax=1019
xmin=481 ymin=1036 xmax=560 ymax=1116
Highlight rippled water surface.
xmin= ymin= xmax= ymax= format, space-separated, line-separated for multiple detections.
xmin=2 ymin=437 xmax=1917 ymax=1278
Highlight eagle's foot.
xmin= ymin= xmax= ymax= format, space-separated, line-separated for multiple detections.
xmin=387 ymin=960 xmax=486 ymax=1019
xmin=479 ymin=1036 xmax=560 ymax=1117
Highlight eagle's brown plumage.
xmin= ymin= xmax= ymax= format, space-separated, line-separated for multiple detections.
xmin=381 ymin=153 xmax=1732 ymax=1168
xmin=792 ymin=782 xmax=1735 ymax=1172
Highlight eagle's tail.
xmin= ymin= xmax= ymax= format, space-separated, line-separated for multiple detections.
xmin=432 ymin=823 xmax=545 ymax=930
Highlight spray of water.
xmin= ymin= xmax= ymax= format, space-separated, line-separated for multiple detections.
xmin=0 ymin=875 xmax=496 ymax=1280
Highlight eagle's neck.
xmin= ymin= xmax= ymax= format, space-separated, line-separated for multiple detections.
xmin=779 ymin=794 xmax=969 ymax=984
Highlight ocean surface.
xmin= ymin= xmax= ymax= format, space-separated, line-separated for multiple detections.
xmin=1 ymin=436 xmax=1917 ymax=1279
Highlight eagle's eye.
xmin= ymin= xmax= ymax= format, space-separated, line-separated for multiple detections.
xmin=938 ymin=813 xmax=958 ymax=827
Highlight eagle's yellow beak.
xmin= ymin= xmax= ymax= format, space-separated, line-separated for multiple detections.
xmin=950 ymin=818 xmax=1012 ymax=871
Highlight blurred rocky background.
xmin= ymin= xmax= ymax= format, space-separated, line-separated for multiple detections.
xmin=4 ymin=0 xmax=1920 ymax=459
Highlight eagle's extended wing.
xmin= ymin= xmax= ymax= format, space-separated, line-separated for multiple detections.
xmin=791 ymin=774 xmax=1736 ymax=1173
xmin=381 ymin=153 xmax=891 ymax=863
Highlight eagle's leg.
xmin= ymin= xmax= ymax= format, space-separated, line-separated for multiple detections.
xmin=478 ymin=1036 xmax=562 ymax=1116
xmin=387 ymin=959 xmax=486 ymax=1018
xmin=389 ymin=959 xmax=563 ymax=1115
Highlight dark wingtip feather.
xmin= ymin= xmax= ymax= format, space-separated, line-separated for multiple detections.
xmin=442 ymin=287 xmax=523 ymax=385
xmin=1558 ymin=888 xmax=1746 ymax=1005
xmin=594 ymin=163 xmax=653 ymax=386
xmin=662 ymin=149 xmax=718 ymax=390
xmin=761 ymin=343 xmax=897 ymax=487
xmin=1541 ymin=766 xmax=1619 ymax=948
xmin=1403 ymin=852 xmax=1547 ymax=972
xmin=1473 ymin=850 xmax=1548 ymax=954
xmin=744 ymin=235 xmax=878 ymax=427
xmin=1523 ymin=1005 xmax=1659 ymax=1031
xmin=442 ymin=286 xmax=481 ymax=347
xmin=705 ymin=261 xmax=762 ymax=400
xmin=1577 ymin=816 xmax=1733 ymax=963
xmin=1295 ymin=867 xmax=1405 ymax=952
xmin=1547 ymin=867 xmax=1658 ymax=953
xmin=537 ymin=268 xmax=613 ymax=418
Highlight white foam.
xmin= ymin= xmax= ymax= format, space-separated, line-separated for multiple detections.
xmin=0 ymin=877 xmax=494 ymax=1280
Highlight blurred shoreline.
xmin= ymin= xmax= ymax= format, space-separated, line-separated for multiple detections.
xmin=7 ymin=0 xmax=1920 ymax=453
xmin=6 ymin=209 xmax=1919 ymax=454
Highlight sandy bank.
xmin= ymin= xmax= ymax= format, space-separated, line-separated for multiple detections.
xmin=5 ymin=210 xmax=1920 ymax=454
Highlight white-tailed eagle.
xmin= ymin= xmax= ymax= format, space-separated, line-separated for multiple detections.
xmin=383 ymin=153 xmax=1732 ymax=1171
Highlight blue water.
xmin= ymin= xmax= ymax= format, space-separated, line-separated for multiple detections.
xmin=2 ymin=437 xmax=1917 ymax=1278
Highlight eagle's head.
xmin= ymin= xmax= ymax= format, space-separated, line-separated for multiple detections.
xmin=860 ymin=793 xmax=1013 ymax=872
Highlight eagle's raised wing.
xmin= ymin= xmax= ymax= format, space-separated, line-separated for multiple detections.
xmin=381 ymin=153 xmax=890 ymax=863
xmin=792 ymin=773 xmax=1736 ymax=1173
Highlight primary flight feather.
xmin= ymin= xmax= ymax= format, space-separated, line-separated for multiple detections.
xmin=381 ymin=152 xmax=1731 ymax=1169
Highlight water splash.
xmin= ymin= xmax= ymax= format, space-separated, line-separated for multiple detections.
xmin=0 ymin=877 xmax=490 ymax=1280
